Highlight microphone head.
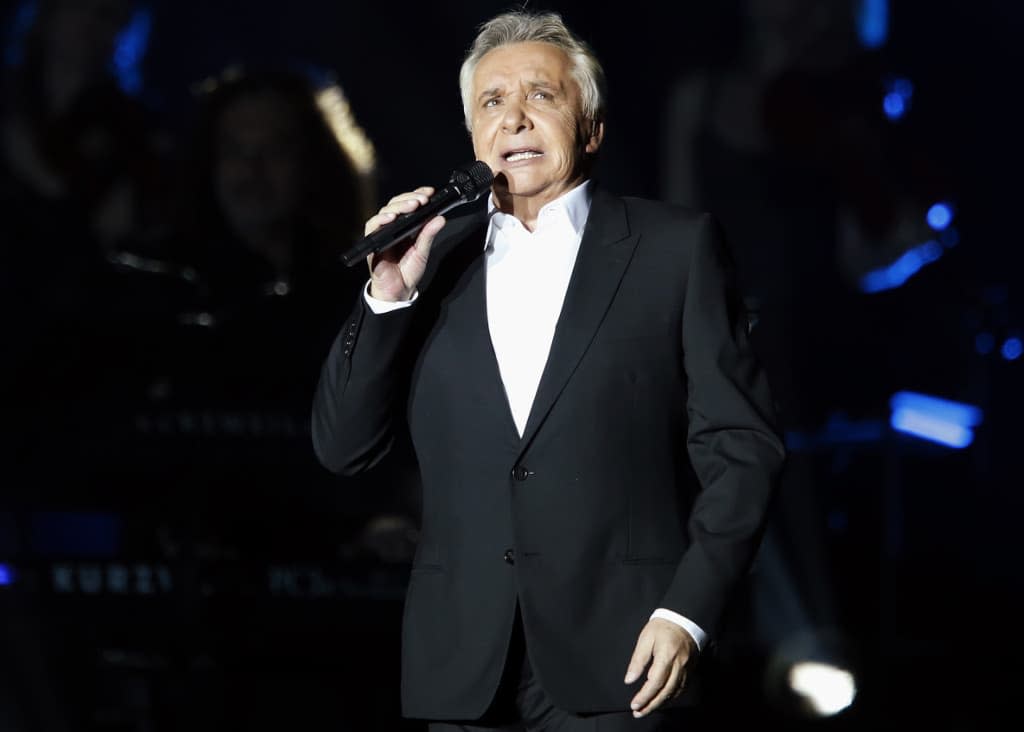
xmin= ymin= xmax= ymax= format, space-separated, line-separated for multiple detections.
xmin=450 ymin=161 xmax=494 ymax=202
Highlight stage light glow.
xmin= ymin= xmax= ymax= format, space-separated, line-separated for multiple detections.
xmin=892 ymin=410 xmax=973 ymax=448
xmin=856 ymin=0 xmax=889 ymax=49
xmin=927 ymin=202 xmax=954 ymax=231
xmin=0 ymin=564 xmax=13 ymax=586
xmin=1002 ymin=337 xmax=1023 ymax=361
xmin=975 ymin=332 xmax=995 ymax=355
xmin=890 ymin=391 xmax=983 ymax=449
xmin=882 ymin=77 xmax=913 ymax=121
xmin=315 ymin=84 xmax=377 ymax=175
xmin=883 ymin=92 xmax=905 ymax=120
xmin=859 ymin=240 xmax=943 ymax=293
xmin=110 ymin=8 xmax=152 ymax=95
xmin=788 ymin=662 xmax=857 ymax=717
xmin=890 ymin=392 xmax=983 ymax=427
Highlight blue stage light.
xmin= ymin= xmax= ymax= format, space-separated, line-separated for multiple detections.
xmin=883 ymin=77 xmax=913 ymax=121
xmin=891 ymin=410 xmax=973 ymax=448
xmin=920 ymin=241 xmax=942 ymax=262
xmin=856 ymin=0 xmax=889 ymax=49
xmin=927 ymin=203 xmax=954 ymax=231
xmin=883 ymin=92 xmax=905 ymax=120
xmin=1002 ymin=337 xmax=1023 ymax=361
xmin=975 ymin=333 xmax=995 ymax=355
xmin=890 ymin=391 xmax=983 ymax=449
xmin=860 ymin=240 xmax=943 ymax=293
xmin=110 ymin=8 xmax=152 ymax=95
xmin=0 ymin=564 xmax=13 ymax=586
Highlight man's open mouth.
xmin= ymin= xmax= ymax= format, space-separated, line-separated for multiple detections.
xmin=503 ymin=149 xmax=543 ymax=162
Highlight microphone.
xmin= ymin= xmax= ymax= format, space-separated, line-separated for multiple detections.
xmin=341 ymin=161 xmax=494 ymax=267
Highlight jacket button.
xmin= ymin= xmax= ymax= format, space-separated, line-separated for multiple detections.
xmin=503 ymin=549 xmax=515 ymax=565
xmin=511 ymin=465 xmax=530 ymax=481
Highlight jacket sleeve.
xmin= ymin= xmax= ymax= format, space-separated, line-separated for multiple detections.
xmin=659 ymin=213 xmax=786 ymax=638
xmin=311 ymin=293 xmax=418 ymax=476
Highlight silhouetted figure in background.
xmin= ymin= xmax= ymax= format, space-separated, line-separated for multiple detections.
xmin=148 ymin=67 xmax=399 ymax=561
xmin=168 ymin=67 xmax=374 ymax=411
xmin=663 ymin=0 xmax=947 ymax=429
xmin=1 ymin=0 xmax=168 ymax=252
xmin=0 ymin=2 xmax=173 ymax=729
xmin=662 ymin=1 xmax=952 ymax=716
xmin=1 ymin=0 xmax=180 ymax=496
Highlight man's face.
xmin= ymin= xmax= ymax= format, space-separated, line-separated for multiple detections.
xmin=215 ymin=91 xmax=304 ymax=239
xmin=470 ymin=42 xmax=603 ymax=209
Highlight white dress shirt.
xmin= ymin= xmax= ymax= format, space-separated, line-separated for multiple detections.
xmin=363 ymin=181 xmax=706 ymax=652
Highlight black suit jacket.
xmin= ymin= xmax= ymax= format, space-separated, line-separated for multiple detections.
xmin=312 ymin=187 xmax=785 ymax=719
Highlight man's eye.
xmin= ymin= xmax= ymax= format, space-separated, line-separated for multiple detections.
xmin=531 ymin=91 xmax=550 ymax=100
xmin=484 ymin=98 xmax=500 ymax=108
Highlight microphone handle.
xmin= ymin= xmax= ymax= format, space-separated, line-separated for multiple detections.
xmin=341 ymin=185 xmax=464 ymax=267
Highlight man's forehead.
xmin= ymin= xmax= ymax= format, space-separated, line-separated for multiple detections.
xmin=472 ymin=42 xmax=571 ymax=88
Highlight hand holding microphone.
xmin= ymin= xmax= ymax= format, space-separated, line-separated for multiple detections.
xmin=344 ymin=161 xmax=493 ymax=302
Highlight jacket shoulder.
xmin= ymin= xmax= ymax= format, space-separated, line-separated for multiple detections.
xmin=619 ymin=195 xmax=713 ymax=233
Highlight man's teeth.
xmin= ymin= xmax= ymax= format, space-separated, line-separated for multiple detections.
xmin=505 ymin=151 xmax=543 ymax=162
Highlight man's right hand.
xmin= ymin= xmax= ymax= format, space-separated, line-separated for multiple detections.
xmin=365 ymin=186 xmax=447 ymax=302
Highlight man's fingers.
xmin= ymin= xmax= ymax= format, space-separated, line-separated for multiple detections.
xmin=364 ymin=211 xmax=396 ymax=236
xmin=629 ymin=659 xmax=669 ymax=712
xmin=364 ymin=187 xmax=436 ymax=236
xmin=633 ymin=664 xmax=682 ymax=718
xmin=387 ymin=188 xmax=433 ymax=206
xmin=365 ymin=214 xmax=445 ymax=301
xmin=670 ymin=669 xmax=688 ymax=699
xmin=623 ymin=630 xmax=653 ymax=685
xmin=379 ymin=197 xmax=423 ymax=219
xmin=405 ymin=216 xmax=445 ymax=263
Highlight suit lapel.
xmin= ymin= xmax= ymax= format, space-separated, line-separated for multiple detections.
xmin=426 ymin=210 xmax=523 ymax=445
xmin=517 ymin=188 xmax=639 ymax=452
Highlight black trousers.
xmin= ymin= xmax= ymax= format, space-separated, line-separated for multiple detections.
xmin=427 ymin=607 xmax=700 ymax=732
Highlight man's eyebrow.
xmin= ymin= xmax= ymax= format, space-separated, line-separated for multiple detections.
xmin=477 ymin=80 xmax=560 ymax=101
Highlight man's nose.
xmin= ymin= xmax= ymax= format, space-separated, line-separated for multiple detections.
xmin=501 ymin=98 xmax=532 ymax=134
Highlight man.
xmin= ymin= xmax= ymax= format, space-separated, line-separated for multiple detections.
xmin=313 ymin=11 xmax=784 ymax=731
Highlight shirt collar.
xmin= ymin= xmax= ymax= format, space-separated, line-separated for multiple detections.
xmin=485 ymin=179 xmax=593 ymax=246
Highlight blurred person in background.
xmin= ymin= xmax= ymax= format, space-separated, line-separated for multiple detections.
xmin=0 ymin=3 xmax=172 ymax=729
xmin=1 ymin=0 xmax=169 ymax=252
xmin=170 ymin=67 xmax=374 ymax=409
xmin=163 ymin=67 xmax=421 ymax=564
xmin=662 ymin=0 xmax=949 ymax=429
xmin=662 ymin=0 xmax=953 ymax=713
xmin=0 ymin=0 xmax=178 ymax=494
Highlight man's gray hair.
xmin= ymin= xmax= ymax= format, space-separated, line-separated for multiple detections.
xmin=458 ymin=11 xmax=607 ymax=131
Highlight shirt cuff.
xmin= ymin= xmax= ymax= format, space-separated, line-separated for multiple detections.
xmin=650 ymin=608 xmax=706 ymax=652
xmin=363 ymin=280 xmax=418 ymax=314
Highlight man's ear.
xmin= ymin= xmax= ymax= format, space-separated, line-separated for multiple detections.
xmin=585 ymin=119 xmax=605 ymax=155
